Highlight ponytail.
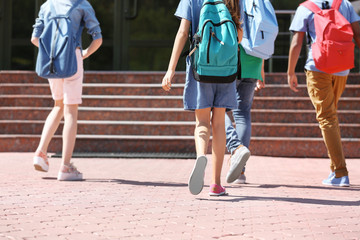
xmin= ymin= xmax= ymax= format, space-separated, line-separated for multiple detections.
xmin=224 ymin=0 xmax=241 ymax=30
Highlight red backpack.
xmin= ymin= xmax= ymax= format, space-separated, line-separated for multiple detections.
xmin=300 ymin=0 xmax=354 ymax=74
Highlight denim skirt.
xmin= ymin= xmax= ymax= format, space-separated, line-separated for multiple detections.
xmin=183 ymin=60 xmax=237 ymax=111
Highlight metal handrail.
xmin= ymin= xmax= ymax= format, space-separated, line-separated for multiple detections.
xmin=267 ymin=10 xmax=296 ymax=72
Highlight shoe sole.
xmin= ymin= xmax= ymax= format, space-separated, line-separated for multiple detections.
xmin=209 ymin=191 xmax=226 ymax=196
xmin=57 ymin=173 xmax=83 ymax=181
xmin=188 ymin=156 xmax=207 ymax=195
xmin=33 ymin=156 xmax=49 ymax=172
xmin=322 ymin=182 xmax=350 ymax=187
xmin=226 ymin=148 xmax=250 ymax=183
xmin=233 ymin=179 xmax=246 ymax=184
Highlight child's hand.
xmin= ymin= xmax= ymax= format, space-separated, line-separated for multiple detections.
xmin=255 ymin=79 xmax=265 ymax=91
xmin=287 ymin=72 xmax=299 ymax=92
xmin=82 ymin=49 xmax=89 ymax=59
xmin=162 ymin=70 xmax=174 ymax=91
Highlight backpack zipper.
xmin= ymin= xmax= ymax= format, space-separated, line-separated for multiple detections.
xmin=200 ymin=19 xmax=237 ymax=41
xmin=207 ymin=27 xmax=212 ymax=64
xmin=212 ymin=31 xmax=224 ymax=45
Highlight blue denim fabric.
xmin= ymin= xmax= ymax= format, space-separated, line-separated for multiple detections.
xmin=183 ymin=58 xmax=237 ymax=111
xmin=32 ymin=0 xmax=102 ymax=48
xmin=176 ymin=0 xmax=237 ymax=112
xmin=225 ymin=78 xmax=257 ymax=154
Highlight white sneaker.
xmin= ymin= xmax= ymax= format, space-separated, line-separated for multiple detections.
xmin=57 ymin=163 xmax=83 ymax=181
xmin=233 ymin=171 xmax=246 ymax=184
xmin=226 ymin=145 xmax=250 ymax=183
xmin=188 ymin=155 xmax=207 ymax=195
xmin=33 ymin=150 xmax=49 ymax=172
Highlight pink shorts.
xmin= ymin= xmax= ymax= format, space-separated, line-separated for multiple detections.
xmin=48 ymin=49 xmax=84 ymax=105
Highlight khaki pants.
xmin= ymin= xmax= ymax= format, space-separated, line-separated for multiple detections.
xmin=306 ymin=70 xmax=348 ymax=177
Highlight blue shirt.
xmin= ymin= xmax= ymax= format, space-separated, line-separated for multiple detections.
xmin=175 ymin=0 xmax=203 ymax=41
xmin=32 ymin=0 xmax=102 ymax=49
xmin=289 ymin=0 xmax=360 ymax=76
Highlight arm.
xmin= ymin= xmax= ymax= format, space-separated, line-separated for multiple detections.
xmin=162 ymin=19 xmax=191 ymax=91
xmin=287 ymin=31 xmax=305 ymax=93
xmin=255 ymin=60 xmax=265 ymax=91
xmin=82 ymin=38 xmax=103 ymax=59
xmin=31 ymin=37 xmax=39 ymax=48
xmin=351 ymin=21 xmax=360 ymax=48
xmin=237 ymin=27 xmax=243 ymax=44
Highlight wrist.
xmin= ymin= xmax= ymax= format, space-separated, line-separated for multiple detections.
xmin=287 ymin=71 xmax=295 ymax=75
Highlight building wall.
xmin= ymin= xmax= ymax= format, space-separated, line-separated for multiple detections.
xmin=0 ymin=0 xmax=359 ymax=72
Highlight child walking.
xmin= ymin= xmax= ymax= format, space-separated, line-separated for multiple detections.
xmin=287 ymin=0 xmax=360 ymax=186
xmin=162 ymin=0 xmax=243 ymax=196
xmin=31 ymin=0 xmax=102 ymax=181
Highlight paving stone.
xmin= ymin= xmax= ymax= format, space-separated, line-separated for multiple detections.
xmin=0 ymin=153 xmax=359 ymax=239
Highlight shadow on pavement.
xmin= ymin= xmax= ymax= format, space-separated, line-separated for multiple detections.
xmin=85 ymin=178 xmax=188 ymax=187
xmin=42 ymin=177 xmax=189 ymax=187
xmin=236 ymin=183 xmax=360 ymax=192
xmin=197 ymin=195 xmax=360 ymax=206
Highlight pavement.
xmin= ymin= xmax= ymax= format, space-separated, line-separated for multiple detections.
xmin=0 ymin=153 xmax=359 ymax=240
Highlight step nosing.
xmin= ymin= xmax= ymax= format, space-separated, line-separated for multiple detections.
xmin=1 ymin=134 xmax=359 ymax=141
xmin=2 ymin=120 xmax=359 ymax=127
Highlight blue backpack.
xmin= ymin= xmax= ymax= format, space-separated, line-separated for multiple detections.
xmin=241 ymin=0 xmax=278 ymax=60
xmin=189 ymin=0 xmax=239 ymax=83
xmin=36 ymin=0 xmax=83 ymax=79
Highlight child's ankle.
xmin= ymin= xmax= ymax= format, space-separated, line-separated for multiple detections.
xmin=35 ymin=149 xmax=47 ymax=158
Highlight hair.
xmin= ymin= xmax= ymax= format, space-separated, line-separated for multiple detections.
xmin=224 ymin=0 xmax=241 ymax=30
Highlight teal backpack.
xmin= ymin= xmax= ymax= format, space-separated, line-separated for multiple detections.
xmin=189 ymin=0 xmax=239 ymax=83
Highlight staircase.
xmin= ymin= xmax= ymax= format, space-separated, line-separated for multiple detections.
xmin=0 ymin=71 xmax=359 ymax=158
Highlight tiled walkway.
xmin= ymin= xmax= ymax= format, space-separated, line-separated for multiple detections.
xmin=0 ymin=153 xmax=359 ymax=240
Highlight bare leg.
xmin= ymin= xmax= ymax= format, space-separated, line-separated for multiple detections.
xmin=61 ymin=104 xmax=78 ymax=166
xmin=36 ymin=100 xmax=64 ymax=154
xmin=211 ymin=108 xmax=226 ymax=186
xmin=194 ymin=108 xmax=211 ymax=157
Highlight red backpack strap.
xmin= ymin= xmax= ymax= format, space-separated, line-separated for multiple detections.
xmin=331 ymin=0 xmax=343 ymax=10
xmin=300 ymin=0 xmax=322 ymax=13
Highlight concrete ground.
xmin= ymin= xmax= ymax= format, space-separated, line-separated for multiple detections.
xmin=0 ymin=153 xmax=359 ymax=240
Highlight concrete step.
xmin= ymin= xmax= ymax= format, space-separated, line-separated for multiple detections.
xmin=0 ymin=83 xmax=184 ymax=96
xmin=249 ymin=137 xmax=360 ymax=158
xmin=252 ymin=97 xmax=360 ymax=110
xmin=255 ymin=84 xmax=360 ymax=98
xmin=0 ymin=134 xmax=195 ymax=153
xmin=2 ymin=107 xmax=360 ymax=124
xmin=1 ymin=71 xmax=359 ymax=157
xmin=2 ymin=120 xmax=360 ymax=138
xmin=1 ymin=83 xmax=359 ymax=97
xmin=250 ymin=109 xmax=360 ymax=123
xmin=2 ymin=95 xmax=359 ymax=110
xmin=0 ymin=71 xmax=186 ymax=84
xmin=0 ymin=107 xmax=196 ymax=121
xmin=0 ymin=120 xmax=196 ymax=136
xmin=0 ymin=95 xmax=184 ymax=108
xmin=0 ymin=134 xmax=358 ymax=158
xmin=1 ymin=71 xmax=360 ymax=84
xmin=251 ymin=122 xmax=360 ymax=138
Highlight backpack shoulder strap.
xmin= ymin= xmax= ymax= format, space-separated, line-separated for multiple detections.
xmin=300 ymin=0 xmax=322 ymax=13
xmin=331 ymin=0 xmax=343 ymax=11
xmin=49 ymin=0 xmax=57 ymax=15
xmin=66 ymin=0 xmax=83 ymax=17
